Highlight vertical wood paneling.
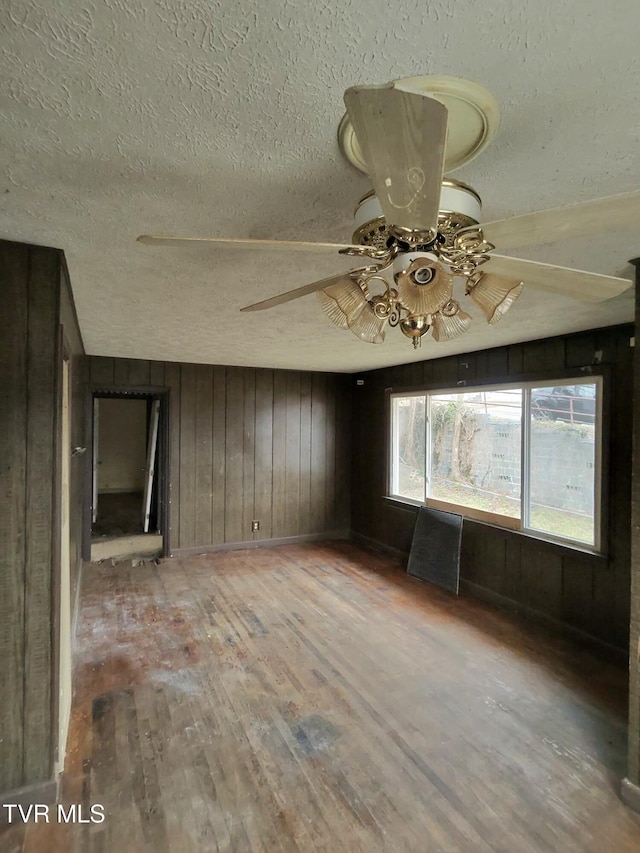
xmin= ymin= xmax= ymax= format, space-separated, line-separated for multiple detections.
xmin=459 ymin=521 xmax=476 ymax=583
xmin=149 ymin=360 xmax=165 ymax=386
xmin=350 ymin=379 xmax=365 ymax=534
xmin=404 ymin=360 xmax=423 ymax=387
xmin=254 ymin=370 xmax=274 ymax=540
xmin=522 ymin=340 xmax=547 ymax=374
xmin=271 ymin=372 xmax=288 ymax=538
xmin=468 ymin=530 xmax=507 ymax=596
xmin=298 ymin=374 xmax=312 ymax=535
xmin=503 ymin=537 xmax=521 ymax=601
xmin=127 ymin=358 xmax=150 ymax=386
xmin=224 ymin=367 xmax=245 ymax=543
xmin=114 ymin=358 xmax=129 ymax=385
xmin=243 ymin=369 xmax=256 ymax=540
xmin=421 ymin=359 xmax=435 ymax=387
xmin=519 ymin=524 xmax=562 ymax=612
xmin=195 ymin=365 xmax=213 ymax=547
xmin=487 ymin=347 xmax=509 ymax=379
xmin=627 ymin=261 xmax=640 ymax=782
xmin=23 ymin=248 xmax=57 ymax=782
xmin=164 ymin=362 xmax=182 ymax=551
xmin=179 ymin=365 xmax=197 ymax=549
xmin=592 ymin=565 xmax=618 ymax=643
xmin=88 ymin=357 xmax=350 ymax=551
xmin=334 ymin=380 xmax=350 ymax=529
xmin=565 ymin=334 xmax=596 ymax=369
xmin=458 ymin=354 xmax=477 ymax=384
xmin=285 ymin=372 xmax=301 ymax=537
xmin=90 ymin=357 xmax=115 ymax=386
xmin=211 ymin=367 xmax=226 ymax=544
xmin=310 ymin=374 xmax=327 ymax=534
xmin=562 ymin=557 xmax=594 ymax=633
xmin=0 ymin=243 xmax=28 ymax=791
xmin=324 ymin=376 xmax=337 ymax=529
xmin=507 ymin=344 xmax=524 ymax=375
xmin=430 ymin=356 xmax=458 ymax=387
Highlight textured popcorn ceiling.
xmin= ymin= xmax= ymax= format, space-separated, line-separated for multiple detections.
xmin=1 ymin=0 xmax=638 ymax=373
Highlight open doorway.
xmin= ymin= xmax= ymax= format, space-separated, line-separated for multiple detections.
xmin=89 ymin=391 xmax=168 ymax=561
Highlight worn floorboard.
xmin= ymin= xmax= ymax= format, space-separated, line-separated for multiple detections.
xmin=4 ymin=541 xmax=640 ymax=852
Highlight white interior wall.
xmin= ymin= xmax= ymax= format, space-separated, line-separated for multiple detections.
xmin=97 ymin=398 xmax=147 ymax=494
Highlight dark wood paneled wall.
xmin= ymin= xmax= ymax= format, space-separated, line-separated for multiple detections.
xmin=0 ymin=241 xmax=86 ymax=796
xmin=627 ymin=261 xmax=640 ymax=790
xmin=351 ymin=325 xmax=634 ymax=649
xmin=88 ymin=358 xmax=352 ymax=552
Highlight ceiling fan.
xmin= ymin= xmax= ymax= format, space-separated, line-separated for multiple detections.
xmin=138 ymin=76 xmax=637 ymax=348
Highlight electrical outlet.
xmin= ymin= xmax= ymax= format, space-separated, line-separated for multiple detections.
xmin=251 ymin=520 xmax=260 ymax=532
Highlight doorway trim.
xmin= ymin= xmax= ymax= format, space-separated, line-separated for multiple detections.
xmin=83 ymin=385 xmax=170 ymax=560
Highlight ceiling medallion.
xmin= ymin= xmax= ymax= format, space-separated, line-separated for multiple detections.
xmin=338 ymin=75 xmax=500 ymax=174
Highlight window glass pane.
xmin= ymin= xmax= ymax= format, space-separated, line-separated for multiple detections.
xmin=428 ymin=390 xmax=522 ymax=518
xmin=529 ymin=383 xmax=598 ymax=544
xmin=391 ymin=395 xmax=426 ymax=500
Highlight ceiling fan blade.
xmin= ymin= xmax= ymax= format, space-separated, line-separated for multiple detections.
xmin=137 ymin=235 xmax=360 ymax=253
xmin=486 ymin=254 xmax=632 ymax=302
xmin=481 ymin=190 xmax=640 ymax=250
xmin=240 ymin=272 xmax=359 ymax=312
xmin=343 ymin=82 xmax=448 ymax=233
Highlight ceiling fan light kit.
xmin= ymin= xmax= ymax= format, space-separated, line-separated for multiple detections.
xmin=467 ymin=272 xmax=526 ymax=325
xmin=317 ymin=276 xmax=387 ymax=344
xmin=317 ymin=171 xmax=523 ymax=348
xmin=431 ymin=305 xmax=473 ymax=342
xmin=139 ymin=74 xmax=634 ymax=351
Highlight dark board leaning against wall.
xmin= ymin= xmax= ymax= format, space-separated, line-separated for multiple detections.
xmin=88 ymin=357 xmax=352 ymax=553
xmin=351 ymin=325 xmax=634 ymax=650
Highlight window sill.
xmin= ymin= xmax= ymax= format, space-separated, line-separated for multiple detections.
xmin=382 ymin=495 xmax=608 ymax=563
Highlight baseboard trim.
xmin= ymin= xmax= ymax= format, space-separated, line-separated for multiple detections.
xmin=0 ymin=779 xmax=57 ymax=824
xmin=349 ymin=531 xmax=626 ymax=658
xmin=349 ymin=531 xmax=408 ymax=564
xmin=460 ymin=579 xmax=627 ymax=660
xmin=621 ymin=777 xmax=640 ymax=813
xmin=172 ymin=530 xmax=350 ymax=558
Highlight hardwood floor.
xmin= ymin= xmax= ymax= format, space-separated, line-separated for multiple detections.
xmin=4 ymin=540 xmax=640 ymax=852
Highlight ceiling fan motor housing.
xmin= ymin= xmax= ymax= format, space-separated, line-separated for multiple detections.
xmin=352 ymin=178 xmax=482 ymax=251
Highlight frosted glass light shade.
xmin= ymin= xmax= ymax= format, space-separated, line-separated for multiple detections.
xmin=468 ymin=272 xmax=524 ymax=324
xmin=318 ymin=279 xmax=386 ymax=344
xmin=396 ymin=261 xmax=453 ymax=315
xmin=318 ymin=277 xmax=365 ymax=329
xmin=431 ymin=309 xmax=472 ymax=341
xmin=349 ymin=306 xmax=387 ymax=343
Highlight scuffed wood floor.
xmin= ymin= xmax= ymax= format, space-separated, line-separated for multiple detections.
xmin=4 ymin=541 xmax=640 ymax=852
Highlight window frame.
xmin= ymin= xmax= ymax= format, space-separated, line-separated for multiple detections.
xmin=387 ymin=374 xmax=605 ymax=555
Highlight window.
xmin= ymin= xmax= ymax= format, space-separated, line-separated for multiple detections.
xmin=389 ymin=378 xmax=603 ymax=551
